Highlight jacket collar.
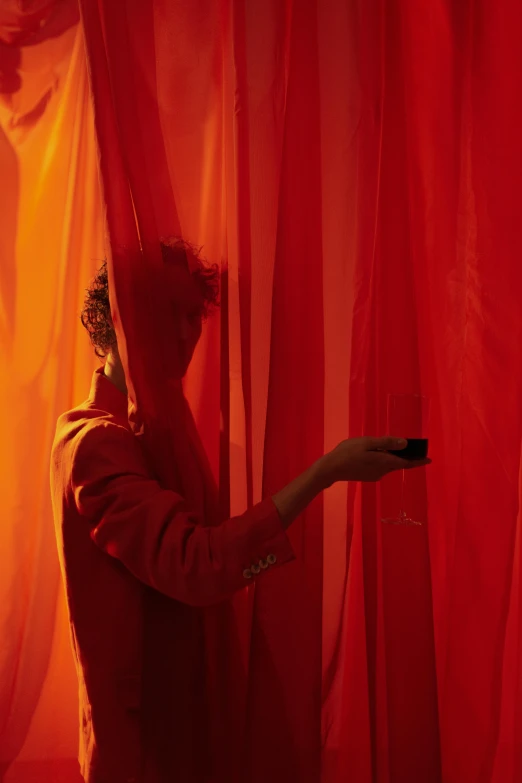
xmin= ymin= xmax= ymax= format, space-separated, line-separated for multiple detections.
xmin=89 ymin=365 xmax=128 ymax=419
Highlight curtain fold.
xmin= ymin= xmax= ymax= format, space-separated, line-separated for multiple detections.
xmin=1 ymin=1 xmax=522 ymax=781
xmin=0 ymin=4 xmax=100 ymax=778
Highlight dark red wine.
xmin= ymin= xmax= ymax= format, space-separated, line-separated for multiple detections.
xmin=388 ymin=438 xmax=429 ymax=460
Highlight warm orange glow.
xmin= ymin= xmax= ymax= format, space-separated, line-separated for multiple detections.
xmin=1 ymin=1 xmax=522 ymax=782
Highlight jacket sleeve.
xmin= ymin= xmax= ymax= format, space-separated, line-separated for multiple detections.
xmin=70 ymin=421 xmax=295 ymax=606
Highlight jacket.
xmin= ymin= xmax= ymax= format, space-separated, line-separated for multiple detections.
xmin=50 ymin=366 xmax=295 ymax=782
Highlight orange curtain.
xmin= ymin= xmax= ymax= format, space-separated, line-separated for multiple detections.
xmin=1 ymin=2 xmax=522 ymax=782
xmin=0 ymin=3 xmax=103 ymax=781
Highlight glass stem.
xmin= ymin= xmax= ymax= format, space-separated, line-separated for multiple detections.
xmin=399 ymin=469 xmax=406 ymax=518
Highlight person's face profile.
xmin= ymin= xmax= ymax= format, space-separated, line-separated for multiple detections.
xmin=162 ymin=263 xmax=205 ymax=378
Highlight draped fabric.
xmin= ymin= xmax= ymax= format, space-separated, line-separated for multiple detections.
xmin=1 ymin=1 xmax=522 ymax=782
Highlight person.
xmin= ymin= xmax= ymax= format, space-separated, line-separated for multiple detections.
xmin=50 ymin=238 xmax=430 ymax=783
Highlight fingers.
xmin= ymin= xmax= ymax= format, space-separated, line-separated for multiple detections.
xmin=366 ymin=436 xmax=407 ymax=452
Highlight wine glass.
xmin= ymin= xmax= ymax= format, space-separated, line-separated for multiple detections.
xmin=381 ymin=393 xmax=430 ymax=526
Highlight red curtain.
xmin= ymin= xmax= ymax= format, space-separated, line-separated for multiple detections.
xmin=1 ymin=1 xmax=522 ymax=782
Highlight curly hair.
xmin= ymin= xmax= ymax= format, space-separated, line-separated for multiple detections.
xmin=80 ymin=238 xmax=220 ymax=360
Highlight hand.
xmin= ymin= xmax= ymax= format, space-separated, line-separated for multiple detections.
xmin=317 ymin=436 xmax=431 ymax=487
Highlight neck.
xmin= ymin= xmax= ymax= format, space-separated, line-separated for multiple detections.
xmin=103 ymin=350 xmax=127 ymax=395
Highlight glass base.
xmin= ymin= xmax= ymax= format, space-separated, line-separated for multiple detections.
xmin=381 ymin=510 xmax=424 ymax=526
